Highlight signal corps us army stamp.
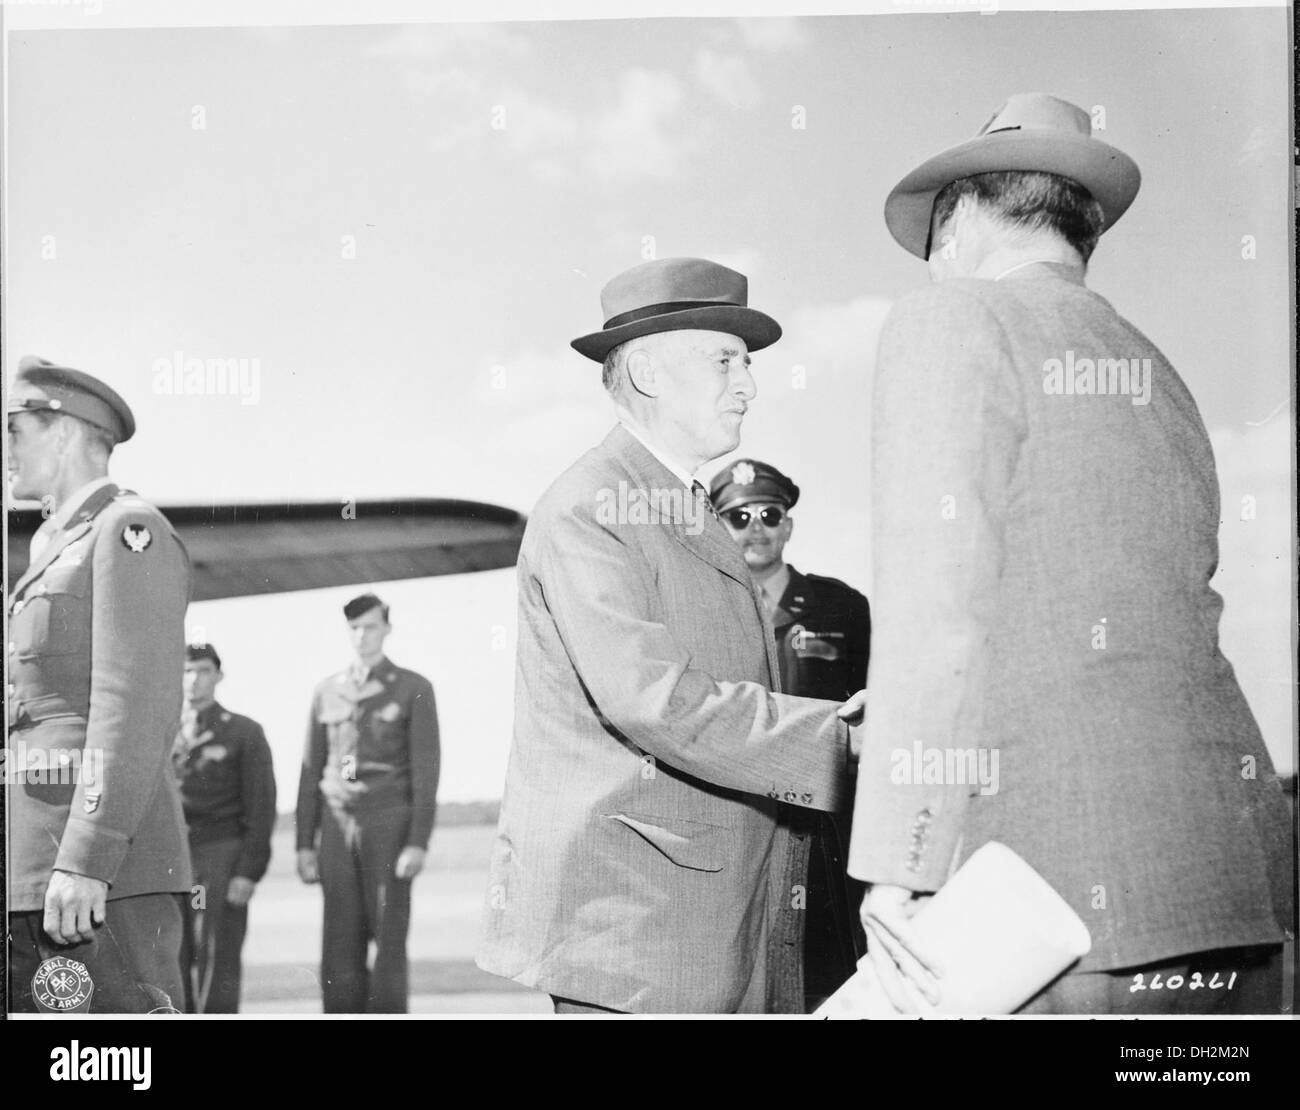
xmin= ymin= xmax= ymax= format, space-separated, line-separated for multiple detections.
xmin=32 ymin=956 xmax=95 ymax=1012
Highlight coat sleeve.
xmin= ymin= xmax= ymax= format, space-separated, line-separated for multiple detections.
xmin=54 ymin=503 xmax=190 ymax=886
xmin=234 ymin=720 xmax=277 ymax=881
xmin=847 ymin=286 xmax=1024 ymax=890
xmin=848 ymin=589 xmax=872 ymax=690
xmin=533 ymin=502 xmax=850 ymax=812
xmin=404 ymin=675 xmax=441 ymax=850
xmin=295 ymin=689 xmax=327 ymax=851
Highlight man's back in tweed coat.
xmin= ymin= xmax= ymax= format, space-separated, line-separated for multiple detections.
xmin=477 ymin=425 xmax=852 ymax=1013
xmin=849 ymin=262 xmax=1293 ymax=974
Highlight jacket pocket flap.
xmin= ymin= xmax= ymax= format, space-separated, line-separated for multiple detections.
xmin=604 ymin=812 xmax=728 ymax=872
xmin=316 ymin=704 xmax=353 ymax=725
xmin=34 ymin=565 xmax=89 ymax=597
xmin=16 ymin=694 xmax=86 ymax=726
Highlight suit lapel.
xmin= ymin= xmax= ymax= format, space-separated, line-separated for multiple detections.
xmin=602 ymin=426 xmax=782 ymax=689
xmin=605 ymin=426 xmax=752 ymax=588
xmin=10 ymin=483 xmax=120 ymax=600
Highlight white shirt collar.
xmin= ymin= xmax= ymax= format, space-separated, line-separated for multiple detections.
xmin=617 ymin=419 xmax=698 ymax=491
xmin=31 ymin=476 xmax=115 ymax=558
xmin=51 ymin=476 xmax=115 ymax=527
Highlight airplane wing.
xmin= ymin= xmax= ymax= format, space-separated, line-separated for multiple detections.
xmin=6 ymin=498 xmax=527 ymax=601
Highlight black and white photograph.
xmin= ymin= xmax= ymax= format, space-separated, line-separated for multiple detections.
xmin=2 ymin=0 xmax=1295 ymax=1063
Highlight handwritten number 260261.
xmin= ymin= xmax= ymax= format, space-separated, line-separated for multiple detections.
xmin=1130 ymin=971 xmax=1238 ymax=993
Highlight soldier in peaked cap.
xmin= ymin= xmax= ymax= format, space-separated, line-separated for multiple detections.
xmin=478 ymin=257 xmax=868 ymax=1014
xmin=710 ymin=459 xmax=872 ymax=1010
xmin=7 ymin=356 xmax=192 ymax=1014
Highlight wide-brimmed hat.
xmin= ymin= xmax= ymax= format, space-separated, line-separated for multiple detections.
xmin=884 ymin=92 xmax=1142 ymax=259
xmin=571 ymin=257 xmax=781 ymax=362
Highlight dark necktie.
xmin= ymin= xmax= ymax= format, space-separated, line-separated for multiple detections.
xmin=692 ymin=481 xmax=719 ymax=520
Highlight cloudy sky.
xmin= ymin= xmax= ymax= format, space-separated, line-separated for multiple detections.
xmin=5 ymin=2 xmax=1293 ymax=800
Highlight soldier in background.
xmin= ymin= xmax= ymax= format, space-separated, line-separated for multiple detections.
xmin=173 ymin=642 xmax=276 ymax=1013
xmin=295 ymin=593 xmax=440 ymax=1013
xmin=711 ymin=459 xmax=871 ymax=1010
xmin=7 ymin=356 xmax=192 ymax=1013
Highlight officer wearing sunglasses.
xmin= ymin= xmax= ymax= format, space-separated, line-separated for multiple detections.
xmin=709 ymin=458 xmax=872 ymax=1011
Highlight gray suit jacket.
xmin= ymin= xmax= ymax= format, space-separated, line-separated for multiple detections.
xmin=849 ymin=262 xmax=1293 ymax=972
xmin=477 ymin=425 xmax=850 ymax=1012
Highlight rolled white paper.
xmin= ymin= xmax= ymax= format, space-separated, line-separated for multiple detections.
xmin=816 ymin=840 xmax=1092 ymax=1017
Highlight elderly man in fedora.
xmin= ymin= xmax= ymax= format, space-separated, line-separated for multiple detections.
xmin=477 ymin=257 xmax=864 ymax=1014
xmin=848 ymin=93 xmax=1294 ymax=1014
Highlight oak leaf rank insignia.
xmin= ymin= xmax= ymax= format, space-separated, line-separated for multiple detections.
xmin=731 ymin=461 xmax=756 ymax=487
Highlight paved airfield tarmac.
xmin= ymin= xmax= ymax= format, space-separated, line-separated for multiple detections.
xmin=238 ymin=820 xmax=550 ymax=1014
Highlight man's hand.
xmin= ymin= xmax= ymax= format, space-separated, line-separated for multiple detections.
xmin=860 ymin=883 xmax=943 ymax=1013
xmin=43 ymin=870 xmax=108 ymax=946
xmin=226 ymin=877 xmax=257 ymax=906
xmin=837 ymin=688 xmax=868 ymax=726
xmin=837 ymin=689 xmax=868 ymax=757
xmin=394 ymin=846 xmax=426 ymax=881
xmin=296 ymin=849 xmax=320 ymax=884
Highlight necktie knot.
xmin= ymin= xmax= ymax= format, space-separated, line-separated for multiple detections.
xmin=692 ymin=481 xmax=718 ymax=520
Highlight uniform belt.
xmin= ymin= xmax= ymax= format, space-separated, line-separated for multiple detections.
xmin=332 ymin=761 xmax=404 ymax=778
xmin=8 ymin=693 xmax=83 ymax=732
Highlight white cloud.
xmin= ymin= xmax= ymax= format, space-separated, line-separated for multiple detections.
xmin=366 ymin=23 xmax=532 ymax=63
xmin=779 ymin=295 xmax=896 ymax=385
xmin=1209 ymin=411 xmax=1294 ymax=774
xmin=709 ymin=294 xmax=895 ymax=587
xmin=587 ymin=68 xmax=686 ymax=182
xmin=500 ymin=93 xmax=583 ymax=154
xmin=694 ymin=49 xmax=763 ymax=111
xmin=734 ymin=17 xmax=811 ymax=53
xmin=465 ymin=345 xmax=615 ymax=507
xmin=708 ymin=248 xmax=764 ymax=279
xmin=379 ymin=40 xmax=688 ymax=186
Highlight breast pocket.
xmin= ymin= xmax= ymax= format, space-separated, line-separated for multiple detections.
xmin=14 ymin=567 xmax=89 ymax=659
xmin=365 ymin=701 xmax=409 ymax=761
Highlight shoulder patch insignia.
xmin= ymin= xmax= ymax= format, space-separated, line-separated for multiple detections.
xmin=121 ymin=524 xmax=152 ymax=552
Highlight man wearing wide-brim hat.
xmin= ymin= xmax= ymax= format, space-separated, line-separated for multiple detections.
xmin=847 ymin=93 xmax=1294 ymax=1015
xmin=477 ymin=257 xmax=864 ymax=1014
xmin=7 ymin=356 xmax=193 ymax=1013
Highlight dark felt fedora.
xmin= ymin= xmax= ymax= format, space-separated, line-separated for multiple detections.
xmin=884 ymin=93 xmax=1142 ymax=259
xmin=571 ymin=257 xmax=782 ymax=362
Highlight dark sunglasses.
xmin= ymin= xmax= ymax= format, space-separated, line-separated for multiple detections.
xmin=722 ymin=506 xmax=786 ymax=530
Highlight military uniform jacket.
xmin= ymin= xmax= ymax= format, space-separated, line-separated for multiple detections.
xmin=7 ymin=482 xmax=193 ymax=911
xmin=771 ymin=566 xmax=871 ymax=709
xmin=295 ymin=659 xmax=440 ymax=850
xmin=477 ymin=425 xmax=852 ymax=1014
xmin=769 ymin=565 xmax=872 ymax=993
xmin=172 ymin=702 xmax=277 ymax=882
